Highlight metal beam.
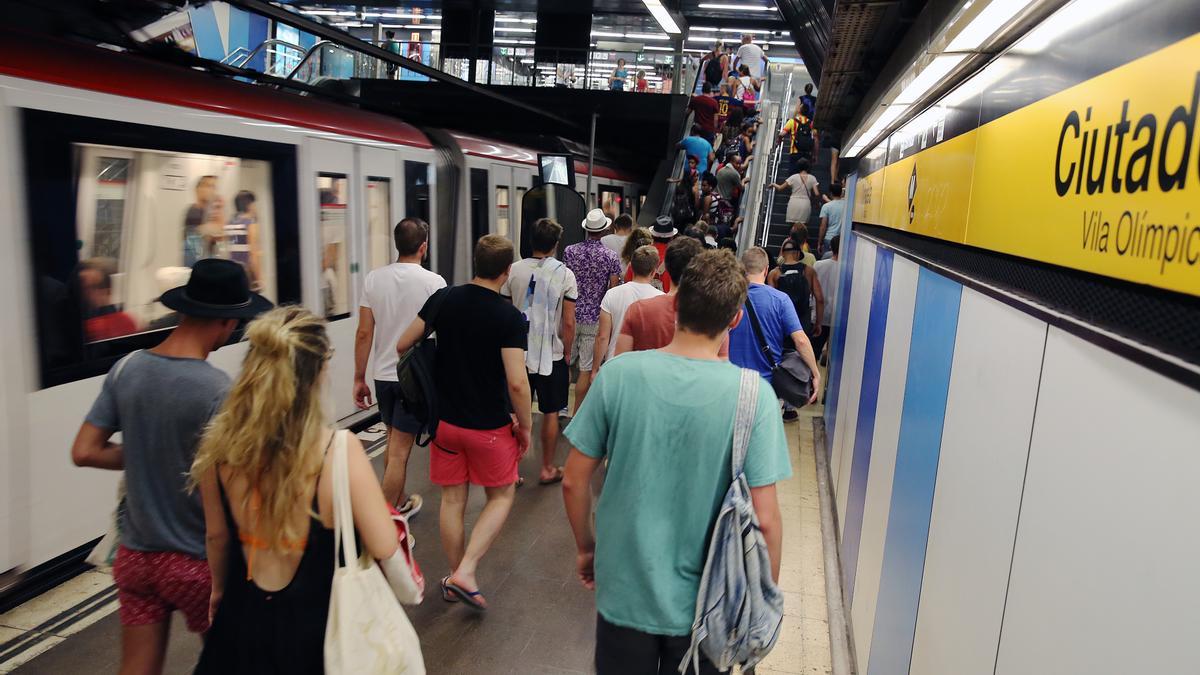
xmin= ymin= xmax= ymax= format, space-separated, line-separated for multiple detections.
xmin=222 ymin=0 xmax=577 ymax=129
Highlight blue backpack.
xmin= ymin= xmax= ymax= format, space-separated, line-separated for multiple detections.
xmin=680 ymin=369 xmax=785 ymax=673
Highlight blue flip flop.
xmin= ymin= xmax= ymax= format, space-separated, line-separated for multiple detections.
xmin=444 ymin=579 xmax=487 ymax=610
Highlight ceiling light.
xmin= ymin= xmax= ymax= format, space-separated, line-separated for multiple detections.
xmin=945 ymin=0 xmax=1036 ymax=52
xmin=893 ymin=54 xmax=966 ymax=104
xmin=332 ymin=21 xmax=364 ymax=27
xmin=642 ymin=0 xmax=681 ymax=34
xmin=300 ymin=9 xmax=339 ymax=16
xmin=698 ymin=3 xmax=775 ymax=10
xmin=591 ymin=30 xmax=625 ymax=37
xmin=644 ymin=46 xmax=674 ymax=51
xmin=496 ymin=27 xmax=535 ymax=33
xmin=624 ymin=32 xmax=670 ymax=40
xmin=494 ymin=38 xmax=534 ymax=44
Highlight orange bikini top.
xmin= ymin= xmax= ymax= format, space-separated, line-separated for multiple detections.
xmin=238 ymin=489 xmax=307 ymax=581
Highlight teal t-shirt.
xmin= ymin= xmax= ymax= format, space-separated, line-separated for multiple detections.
xmin=563 ymin=350 xmax=792 ymax=636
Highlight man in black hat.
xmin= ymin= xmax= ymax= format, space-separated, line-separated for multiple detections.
xmin=71 ymin=259 xmax=270 ymax=675
xmin=650 ymin=215 xmax=678 ymax=293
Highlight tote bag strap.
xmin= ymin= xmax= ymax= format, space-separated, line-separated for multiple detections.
xmin=330 ymin=430 xmax=358 ymax=572
xmin=730 ymin=369 xmax=760 ymax=477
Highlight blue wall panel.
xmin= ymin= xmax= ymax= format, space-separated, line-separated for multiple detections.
xmin=866 ymin=268 xmax=962 ymax=675
xmin=840 ymin=248 xmax=893 ymax=603
xmin=823 ymin=222 xmax=860 ymax=450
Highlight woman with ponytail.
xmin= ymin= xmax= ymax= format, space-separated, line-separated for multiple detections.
xmin=192 ymin=306 xmax=397 ymax=674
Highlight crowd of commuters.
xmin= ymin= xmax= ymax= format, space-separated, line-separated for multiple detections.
xmin=68 ymin=46 xmax=846 ymax=670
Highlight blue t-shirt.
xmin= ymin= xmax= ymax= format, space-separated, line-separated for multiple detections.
xmin=820 ymin=199 xmax=846 ymax=241
xmin=729 ymin=283 xmax=804 ymax=381
xmin=680 ymin=135 xmax=714 ymax=175
xmin=564 ymin=351 xmax=792 ymax=635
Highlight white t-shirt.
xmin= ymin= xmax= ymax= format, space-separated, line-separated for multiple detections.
xmin=502 ymin=257 xmax=578 ymax=364
xmin=360 ymin=262 xmax=447 ymax=381
xmin=601 ymin=233 xmax=628 ymax=258
xmin=599 ymin=281 xmax=664 ymax=361
xmin=735 ymin=42 xmax=765 ymax=78
xmin=813 ymin=257 xmax=839 ymax=327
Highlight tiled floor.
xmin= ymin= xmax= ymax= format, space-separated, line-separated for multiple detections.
xmin=3 ymin=403 xmax=836 ymax=674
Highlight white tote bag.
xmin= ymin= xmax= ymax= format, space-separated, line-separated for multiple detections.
xmin=325 ymin=431 xmax=425 ymax=675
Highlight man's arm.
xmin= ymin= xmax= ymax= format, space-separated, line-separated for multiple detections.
xmin=593 ymin=310 xmax=612 ymax=374
xmin=394 ymin=316 xmax=427 ymax=356
xmin=353 ymin=307 xmax=376 ymax=409
xmin=71 ymin=423 xmax=123 ymax=470
xmin=561 ymin=299 xmax=576 ymax=366
xmin=501 ymin=347 xmax=533 ymax=456
xmin=818 ymin=214 xmax=829 ymax=249
xmin=750 ymin=484 xmax=783 ymax=582
xmin=806 ymin=266 xmax=825 ymax=337
xmin=789 ymin=329 xmax=822 ymax=404
xmin=562 ymin=448 xmax=603 ymax=589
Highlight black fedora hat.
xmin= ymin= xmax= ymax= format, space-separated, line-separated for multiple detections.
xmin=652 ymin=215 xmax=677 ymax=238
xmin=161 ymin=259 xmax=273 ymax=320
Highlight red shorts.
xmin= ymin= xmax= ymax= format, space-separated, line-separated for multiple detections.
xmin=112 ymin=545 xmax=211 ymax=633
xmin=430 ymin=421 xmax=520 ymax=487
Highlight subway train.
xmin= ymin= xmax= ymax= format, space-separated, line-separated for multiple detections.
xmin=0 ymin=30 xmax=644 ymax=584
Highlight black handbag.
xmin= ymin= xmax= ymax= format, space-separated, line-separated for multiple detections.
xmin=743 ymin=298 xmax=815 ymax=407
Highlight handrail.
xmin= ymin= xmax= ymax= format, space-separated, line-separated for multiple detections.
xmin=736 ymin=99 xmax=779 ymax=253
xmin=758 ymin=71 xmax=794 ymax=249
xmin=658 ymin=55 xmax=705 ymax=220
xmin=224 ymin=39 xmax=305 ymax=72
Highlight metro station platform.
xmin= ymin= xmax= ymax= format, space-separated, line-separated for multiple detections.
xmin=0 ymin=405 xmax=837 ymax=675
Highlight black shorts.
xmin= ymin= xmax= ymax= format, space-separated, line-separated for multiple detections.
xmin=375 ymin=380 xmax=422 ymax=434
xmin=594 ymin=614 xmax=719 ymax=675
xmin=527 ymin=359 xmax=569 ymax=414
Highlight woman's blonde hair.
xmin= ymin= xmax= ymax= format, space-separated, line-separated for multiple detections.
xmin=192 ymin=305 xmax=331 ymax=551
xmin=621 ymin=227 xmax=655 ymax=265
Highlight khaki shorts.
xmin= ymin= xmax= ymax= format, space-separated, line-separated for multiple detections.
xmin=573 ymin=323 xmax=599 ymax=372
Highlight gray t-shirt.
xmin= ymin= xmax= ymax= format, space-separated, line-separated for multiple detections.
xmin=86 ymin=350 xmax=230 ymax=558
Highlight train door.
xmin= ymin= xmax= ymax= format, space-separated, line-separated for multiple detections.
xmin=598 ymin=184 xmax=623 ymax=220
xmin=400 ymin=154 xmax=436 ymax=272
xmin=488 ymin=163 xmax=515 ymax=243
xmin=307 ymin=138 xmax=357 ymax=420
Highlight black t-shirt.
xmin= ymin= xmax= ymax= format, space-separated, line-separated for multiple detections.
xmin=420 ymin=284 xmax=527 ymax=430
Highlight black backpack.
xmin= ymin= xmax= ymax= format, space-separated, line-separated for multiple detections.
xmin=395 ymin=287 xmax=449 ymax=446
xmin=672 ymin=182 xmax=697 ymax=226
xmin=775 ymin=262 xmax=811 ymax=332
xmin=704 ymin=57 xmax=724 ymax=85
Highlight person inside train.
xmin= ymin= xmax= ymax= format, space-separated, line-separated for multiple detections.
xmin=183 ymin=175 xmax=222 ymax=267
xmin=563 ymin=210 xmax=622 ymax=419
xmin=593 ymin=244 xmax=663 ymax=373
xmin=503 ymin=218 xmax=578 ymax=486
xmin=78 ymin=257 xmax=139 ymax=342
xmin=190 ymin=306 xmax=401 ymax=673
xmin=71 ymin=258 xmax=271 ymax=675
xmin=355 ymin=217 xmax=446 ymax=516
xmin=730 ymin=247 xmax=822 ymax=422
xmin=395 ymin=234 xmax=532 ymax=610
xmin=601 ymin=212 xmax=634 ymax=257
xmin=562 ymin=249 xmax=788 ymax=674
xmin=224 ymin=190 xmax=262 ymax=290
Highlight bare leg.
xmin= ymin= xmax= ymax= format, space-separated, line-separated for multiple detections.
xmin=380 ymin=427 xmax=416 ymax=507
xmin=119 ymin=618 xmax=171 ymax=675
xmin=448 ymin=484 xmax=517 ymax=606
xmin=540 ymin=413 xmax=560 ymax=481
xmin=439 ymin=483 xmax=469 ymax=571
xmin=573 ymin=370 xmax=593 ymax=415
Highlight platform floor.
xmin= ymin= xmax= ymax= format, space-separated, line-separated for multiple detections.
xmin=1 ymin=403 xmax=833 ymax=675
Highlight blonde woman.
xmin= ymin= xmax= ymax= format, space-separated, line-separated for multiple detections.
xmin=619 ymin=227 xmax=655 ymax=281
xmin=192 ymin=306 xmax=397 ymax=674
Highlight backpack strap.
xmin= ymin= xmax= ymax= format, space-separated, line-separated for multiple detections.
xmin=420 ymin=287 xmax=451 ymax=340
xmin=731 ymin=369 xmax=759 ymax=477
xmin=742 ymin=298 xmax=779 ymax=369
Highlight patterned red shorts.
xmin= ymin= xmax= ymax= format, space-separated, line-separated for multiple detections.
xmin=112 ymin=545 xmax=211 ymax=633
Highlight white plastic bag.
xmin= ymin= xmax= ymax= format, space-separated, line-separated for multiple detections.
xmin=324 ymin=431 xmax=425 ymax=675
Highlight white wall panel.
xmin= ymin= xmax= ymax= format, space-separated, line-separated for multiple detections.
xmin=848 ymin=255 xmax=919 ymax=671
xmin=910 ymin=289 xmax=1047 ymax=675
xmin=831 ymin=239 xmax=877 ymax=530
xmin=995 ymin=328 xmax=1200 ymax=675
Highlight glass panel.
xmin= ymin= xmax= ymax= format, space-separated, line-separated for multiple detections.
xmin=318 ymin=173 xmax=350 ymax=318
xmin=599 ymin=188 xmax=621 ymax=220
xmin=366 ymin=177 xmax=393 ymax=272
xmin=72 ymin=145 xmax=278 ymax=343
xmin=469 ymin=168 xmax=488 ymax=246
xmin=495 ymin=185 xmax=510 ymax=237
xmin=404 ymin=161 xmax=431 ymax=224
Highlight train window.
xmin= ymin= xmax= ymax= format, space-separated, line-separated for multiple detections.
xmin=318 ymin=173 xmax=350 ymax=319
xmin=366 ymin=177 xmax=393 ymax=272
xmin=469 ymin=168 xmax=488 ymax=247
xmin=404 ymin=161 xmax=431 ymax=224
xmin=495 ymin=186 xmax=510 ymax=237
xmin=22 ymin=109 xmax=300 ymax=388
xmin=599 ymin=186 xmax=621 ymax=220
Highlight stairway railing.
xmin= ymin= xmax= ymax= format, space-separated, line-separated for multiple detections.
xmin=757 ymin=72 xmax=794 ymax=248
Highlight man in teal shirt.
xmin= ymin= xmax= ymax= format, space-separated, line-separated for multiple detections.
xmin=563 ymin=250 xmax=790 ymax=674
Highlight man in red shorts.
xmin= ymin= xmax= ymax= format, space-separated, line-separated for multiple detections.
xmin=72 ymin=259 xmax=271 ymax=674
xmin=396 ymin=234 xmax=532 ymax=611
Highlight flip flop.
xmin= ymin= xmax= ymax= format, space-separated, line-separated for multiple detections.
xmin=440 ymin=576 xmax=459 ymax=603
xmin=538 ymin=467 xmax=565 ymax=486
xmin=444 ymin=580 xmax=487 ymax=610
xmin=515 ymin=476 xmax=525 ymax=488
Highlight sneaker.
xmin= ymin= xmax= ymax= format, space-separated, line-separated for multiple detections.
xmin=558 ymin=406 xmax=572 ymax=420
xmin=397 ymin=494 xmax=423 ymax=519
xmin=782 ymin=409 xmax=799 ymax=423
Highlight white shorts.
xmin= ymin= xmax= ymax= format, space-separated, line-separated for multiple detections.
xmin=573 ymin=323 xmax=599 ymax=372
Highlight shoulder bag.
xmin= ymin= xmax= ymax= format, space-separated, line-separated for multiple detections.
xmin=743 ymin=298 xmax=814 ymax=407
xmin=325 ymin=431 xmax=425 ymax=675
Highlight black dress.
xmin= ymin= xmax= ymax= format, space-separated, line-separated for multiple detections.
xmin=195 ymin=477 xmax=335 ymax=674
